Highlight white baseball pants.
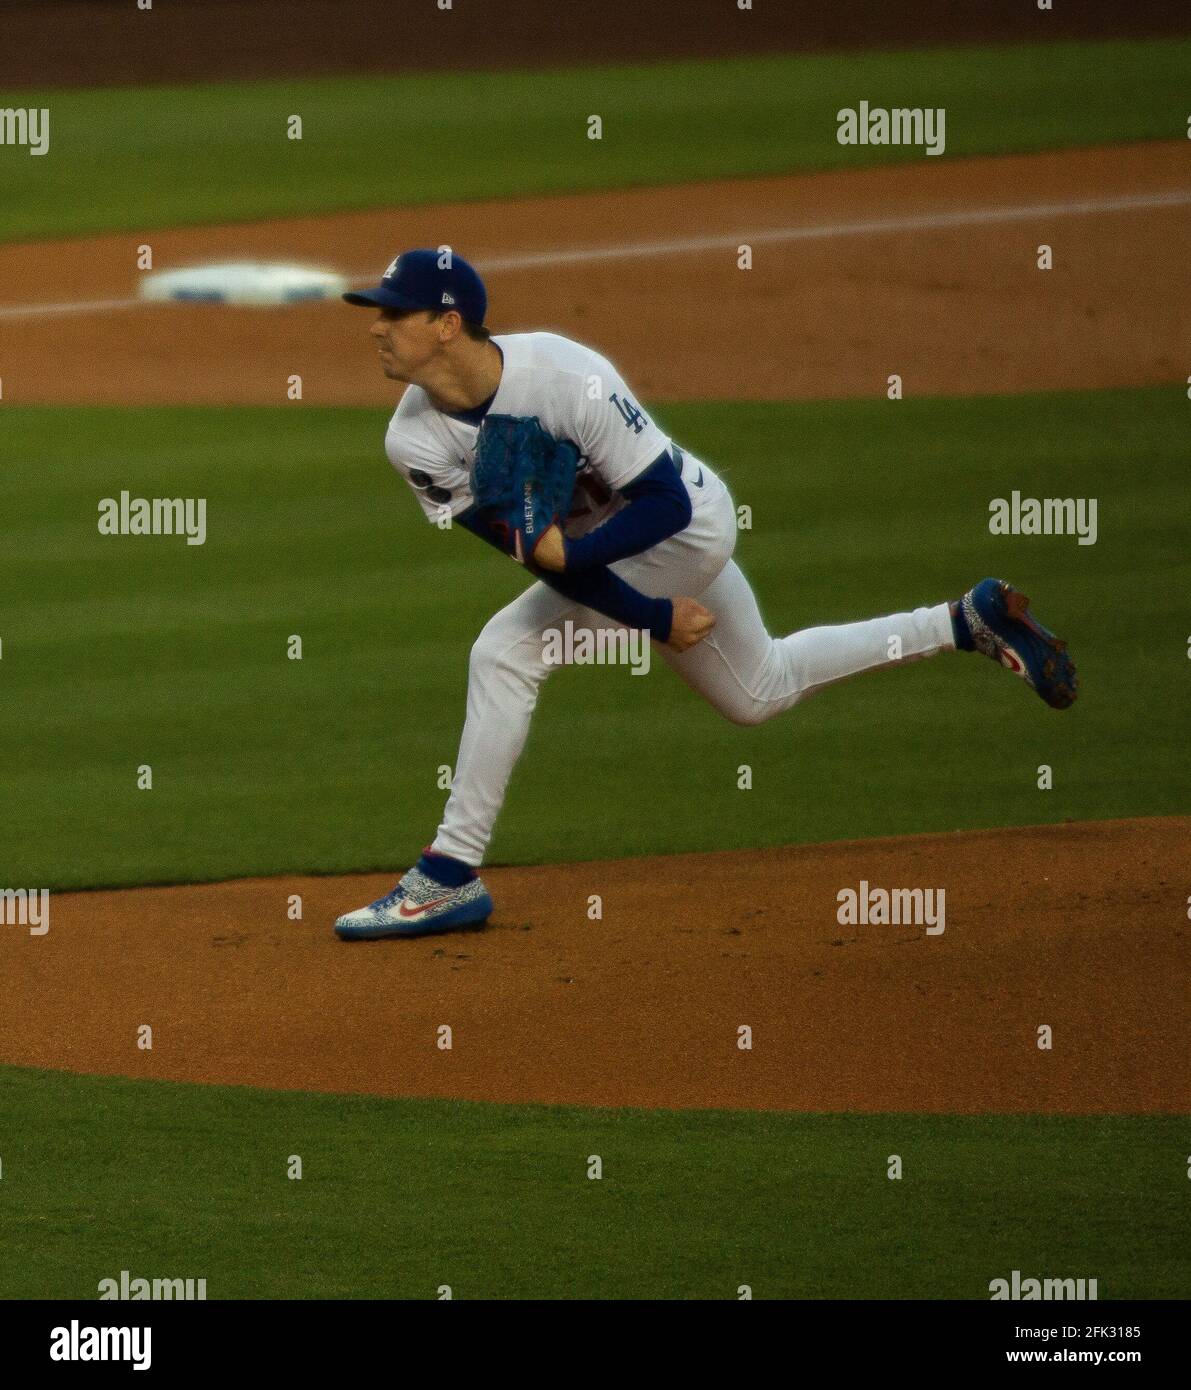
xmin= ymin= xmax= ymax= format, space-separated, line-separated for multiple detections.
xmin=432 ymin=459 xmax=955 ymax=866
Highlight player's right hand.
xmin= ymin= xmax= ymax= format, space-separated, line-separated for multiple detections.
xmin=665 ymin=597 xmax=716 ymax=652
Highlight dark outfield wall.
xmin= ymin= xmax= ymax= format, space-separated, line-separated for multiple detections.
xmin=2 ymin=0 xmax=1189 ymax=87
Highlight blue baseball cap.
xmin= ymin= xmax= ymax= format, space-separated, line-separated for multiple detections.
xmin=342 ymin=248 xmax=487 ymax=323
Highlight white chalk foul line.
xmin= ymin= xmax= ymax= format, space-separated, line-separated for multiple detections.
xmin=0 ymin=293 xmax=141 ymax=322
xmin=1 ymin=189 xmax=1187 ymax=321
xmin=468 ymin=189 xmax=1191 ymax=274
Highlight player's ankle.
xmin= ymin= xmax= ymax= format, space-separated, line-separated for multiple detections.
xmin=950 ymin=599 xmax=975 ymax=652
xmin=417 ymin=849 xmax=477 ymax=887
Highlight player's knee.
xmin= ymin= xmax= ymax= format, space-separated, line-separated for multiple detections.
xmin=469 ymin=624 xmax=543 ymax=685
xmin=719 ymin=695 xmax=770 ymax=727
xmin=469 ymin=626 xmax=506 ymax=677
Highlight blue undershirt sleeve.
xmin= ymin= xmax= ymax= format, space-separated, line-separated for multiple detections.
xmin=562 ymin=450 xmax=691 ymax=573
xmin=456 ymin=507 xmax=673 ymax=642
xmin=537 ymin=566 xmax=673 ymax=643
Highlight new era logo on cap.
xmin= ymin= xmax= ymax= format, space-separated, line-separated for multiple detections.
xmin=441 ymin=292 xmax=455 ymax=305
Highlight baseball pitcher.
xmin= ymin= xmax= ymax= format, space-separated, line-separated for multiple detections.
xmin=334 ymin=249 xmax=1077 ymax=939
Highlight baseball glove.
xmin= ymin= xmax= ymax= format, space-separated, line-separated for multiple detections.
xmin=469 ymin=414 xmax=580 ymax=564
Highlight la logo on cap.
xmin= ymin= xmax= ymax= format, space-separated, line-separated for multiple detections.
xmin=383 ymin=257 xmax=400 ymax=279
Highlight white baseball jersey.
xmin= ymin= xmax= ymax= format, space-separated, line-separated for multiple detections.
xmin=384 ymin=332 xmax=672 ymax=537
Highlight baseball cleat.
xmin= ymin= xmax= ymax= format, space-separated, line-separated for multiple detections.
xmin=954 ymin=577 xmax=1077 ymax=709
xmin=334 ymin=865 xmax=493 ymax=940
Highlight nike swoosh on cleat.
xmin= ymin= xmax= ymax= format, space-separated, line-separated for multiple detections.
xmin=693 ymin=468 xmax=704 ymax=487
xmin=998 ymin=645 xmax=1028 ymax=678
xmin=397 ymin=896 xmax=455 ymax=919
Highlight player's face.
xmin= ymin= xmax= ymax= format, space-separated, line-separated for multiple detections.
xmin=369 ymin=308 xmax=442 ymax=380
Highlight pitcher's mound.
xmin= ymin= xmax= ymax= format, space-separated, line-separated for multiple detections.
xmin=3 ymin=817 xmax=1187 ymax=1114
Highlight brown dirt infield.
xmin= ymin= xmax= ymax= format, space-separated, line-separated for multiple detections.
xmin=2 ymin=141 xmax=1188 ymax=406
xmin=3 ymin=818 xmax=1188 ymax=1114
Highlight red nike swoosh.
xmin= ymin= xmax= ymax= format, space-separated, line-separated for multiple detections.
xmin=397 ymin=895 xmax=455 ymax=919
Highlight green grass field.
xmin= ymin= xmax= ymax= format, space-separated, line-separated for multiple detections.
xmin=0 ymin=1066 xmax=1185 ymax=1299
xmin=1 ymin=387 xmax=1186 ymax=890
xmin=2 ymin=37 xmax=1187 ymax=240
